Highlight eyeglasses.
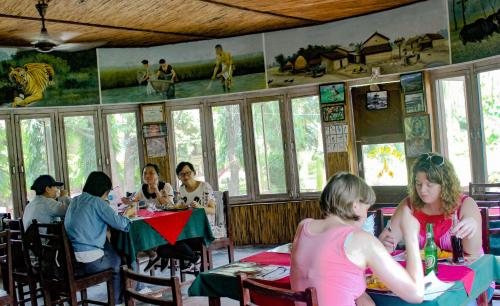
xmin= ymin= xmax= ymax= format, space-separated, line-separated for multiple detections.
xmin=178 ymin=171 xmax=193 ymax=178
xmin=421 ymin=153 xmax=444 ymax=167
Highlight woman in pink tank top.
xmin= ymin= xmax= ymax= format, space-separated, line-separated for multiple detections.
xmin=291 ymin=173 xmax=425 ymax=306
xmin=379 ymin=153 xmax=483 ymax=257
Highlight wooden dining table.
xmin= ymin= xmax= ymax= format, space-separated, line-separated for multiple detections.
xmin=111 ymin=208 xmax=215 ymax=265
xmin=188 ymin=248 xmax=500 ymax=306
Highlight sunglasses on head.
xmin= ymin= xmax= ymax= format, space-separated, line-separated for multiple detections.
xmin=421 ymin=153 xmax=444 ymax=167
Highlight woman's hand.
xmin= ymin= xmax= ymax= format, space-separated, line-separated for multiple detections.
xmin=355 ymin=292 xmax=375 ymax=306
xmin=121 ymin=197 xmax=132 ymax=205
xmin=191 ymin=201 xmax=201 ymax=208
xmin=379 ymin=228 xmax=397 ymax=252
xmin=452 ymin=216 xmax=477 ymax=239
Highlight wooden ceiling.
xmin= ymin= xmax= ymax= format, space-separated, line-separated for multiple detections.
xmin=0 ymin=0 xmax=422 ymax=48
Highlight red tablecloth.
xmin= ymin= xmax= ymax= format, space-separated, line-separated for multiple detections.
xmin=137 ymin=209 xmax=193 ymax=244
xmin=241 ymin=250 xmax=476 ymax=304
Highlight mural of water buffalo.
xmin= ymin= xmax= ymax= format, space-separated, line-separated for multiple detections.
xmin=459 ymin=9 xmax=500 ymax=45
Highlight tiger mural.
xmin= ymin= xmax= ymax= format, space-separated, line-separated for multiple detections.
xmin=9 ymin=63 xmax=55 ymax=107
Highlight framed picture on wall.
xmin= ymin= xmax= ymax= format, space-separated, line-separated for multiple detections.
xmin=141 ymin=103 xmax=165 ymax=123
xmin=366 ymin=91 xmax=388 ymax=110
xmin=404 ymin=92 xmax=426 ymax=114
xmin=322 ymin=105 xmax=345 ymax=122
xmin=146 ymin=137 xmax=167 ymax=158
xmin=400 ymin=72 xmax=424 ymax=93
xmin=143 ymin=123 xmax=168 ymax=138
xmin=404 ymin=114 xmax=432 ymax=157
xmin=319 ymin=83 xmax=345 ymax=104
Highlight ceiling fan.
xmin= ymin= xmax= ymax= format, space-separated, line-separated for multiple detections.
xmin=12 ymin=0 xmax=106 ymax=52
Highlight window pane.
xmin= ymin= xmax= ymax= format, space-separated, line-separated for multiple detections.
xmin=437 ymin=77 xmax=472 ymax=186
xmin=362 ymin=143 xmax=408 ymax=186
xmin=172 ymin=109 xmax=205 ymax=182
xmin=291 ymin=96 xmax=326 ymax=192
xmin=20 ymin=118 xmax=56 ymax=201
xmin=252 ymin=101 xmax=286 ymax=194
xmin=479 ymin=70 xmax=500 ymax=183
xmin=64 ymin=116 xmax=98 ymax=196
xmin=0 ymin=120 xmax=13 ymax=214
xmin=106 ymin=113 xmax=141 ymax=197
xmin=212 ymin=105 xmax=247 ymax=196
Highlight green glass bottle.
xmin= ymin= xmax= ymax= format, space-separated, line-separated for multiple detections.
xmin=424 ymin=223 xmax=438 ymax=275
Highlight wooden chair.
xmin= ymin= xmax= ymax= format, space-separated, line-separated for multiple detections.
xmin=31 ymin=220 xmax=115 ymax=306
xmin=121 ymin=266 xmax=182 ymax=306
xmin=206 ymin=191 xmax=234 ymax=269
xmin=368 ymin=209 xmax=384 ymax=237
xmin=4 ymin=220 xmax=41 ymax=306
xmin=479 ymin=208 xmax=500 ymax=301
xmin=237 ymin=274 xmax=318 ymax=306
xmin=469 ymin=183 xmax=500 ymax=201
xmin=0 ymin=230 xmax=14 ymax=306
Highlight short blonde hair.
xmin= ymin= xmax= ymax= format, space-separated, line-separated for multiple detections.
xmin=409 ymin=153 xmax=461 ymax=216
xmin=320 ymin=172 xmax=376 ymax=221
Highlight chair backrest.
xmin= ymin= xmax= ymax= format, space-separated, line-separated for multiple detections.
xmin=368 ymin=209 xmax=384 ymax=237
xmin=121 ymin=266 xmax=182 ymax=306
xmin=469 ymin=183 xmax=500 ymax=201
xmin=31 ymin=220 xmax=77 ymax=288
xmin=3 ymin=219 xmax=34 ymax=276
xmin=213 ymin=191 xmax=231 ymax=239
xmin=237 ymin=274 xmax=318 ymax=306
xmin=0 ymin=230 xmax=14 ymax=303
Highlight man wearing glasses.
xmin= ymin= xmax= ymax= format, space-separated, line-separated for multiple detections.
xmin=22 ymin=174 xmax=70 ymax=230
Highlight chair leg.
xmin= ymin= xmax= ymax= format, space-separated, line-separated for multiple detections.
xmin=70 ymin=290 xmax=78 ymax=306
xmin=106 ymin=279 xmax=115 ymax=306
xmin=228 ymin=242 xmax=235 ymax=263
xmin=28 ymin=281 xmax=38 ymax=306
xmin=169 ymin=258 xmax=176 ymax=279
xmin=81 ymin=289 xmax=88 ymax=306
xmin=207 ymin=248 xmax=214 ymax=270
xmin=42 ymin=289 xmax=52 ymax=306
xmin=16 ymin=283 xmax=25 ymax=306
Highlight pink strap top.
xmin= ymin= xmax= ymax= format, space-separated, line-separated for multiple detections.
xmin=290 ymin=219 xmax=366 ymax=306
xmin=408 ymin=195 xmax=469 ymax=251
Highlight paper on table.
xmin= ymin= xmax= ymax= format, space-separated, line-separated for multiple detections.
xmin=423 ymin=271 xmax=455 ymax=301
xmin=267 ymin=243 xmax=292 ymax=254
xmin=209 ymin=262 xmax=290 ymax=281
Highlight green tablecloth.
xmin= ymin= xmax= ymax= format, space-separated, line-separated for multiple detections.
xmin=113 ymin=208 xmax=214 ymax=262
xmin=188 ymin=255 xmax=500 ymax=305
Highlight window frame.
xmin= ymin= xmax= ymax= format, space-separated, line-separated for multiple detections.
xmin=0 ymin=114 xmax=22 ymax=217
xmin=101 ymin=105 xmax=144 ymax=193
xmin=57 ymin=108 xmax=104 ymax=195
xmin=287 ymin=91 xmax=327 ymax=199
xmin=245 ymin=95 xmax=292 ymax=201
xmin=207 ymin=99 xmax=252 ymax=202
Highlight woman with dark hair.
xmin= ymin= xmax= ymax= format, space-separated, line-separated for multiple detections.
xmin=121 ymin=163 xmax=174 ymax=209
xmin=291 ymin=173 xmax=424 ymax=306
xmin=65 ymin=171 xmax=130 ymax=305
xmin=176 ymin=161 xmax=223 ymax=236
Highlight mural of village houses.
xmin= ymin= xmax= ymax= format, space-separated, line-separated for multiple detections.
xmin=264 ymin=0 xmax=450 ymax=88
xmin=448 ymin=0 xmax=500 ymax=63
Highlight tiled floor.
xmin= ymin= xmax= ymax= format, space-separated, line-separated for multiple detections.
xmin=30 ymin=245 xmax=500 ymax=305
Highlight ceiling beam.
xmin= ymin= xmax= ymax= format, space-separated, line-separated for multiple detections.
xmin=0 ymin=13 xmax=214 ymax=39
xmin=196 ymin=0 xmax=321 ymax=24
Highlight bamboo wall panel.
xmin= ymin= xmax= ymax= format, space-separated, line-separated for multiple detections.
xmin=230 ymin=200 xmax=322 ymax=245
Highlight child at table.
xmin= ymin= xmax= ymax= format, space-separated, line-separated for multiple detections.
xmin=291 ymin=172 xmax=425 ymax=306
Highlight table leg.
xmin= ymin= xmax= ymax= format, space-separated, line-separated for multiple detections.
xmin=476 ymin=290 xmax=489 ymax=306
xmin=209 ymin=297 xmax=221 ymax=306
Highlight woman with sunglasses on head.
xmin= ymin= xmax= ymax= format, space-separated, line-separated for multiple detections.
xmin=379 ymin=152 xmax=483 ymax=257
